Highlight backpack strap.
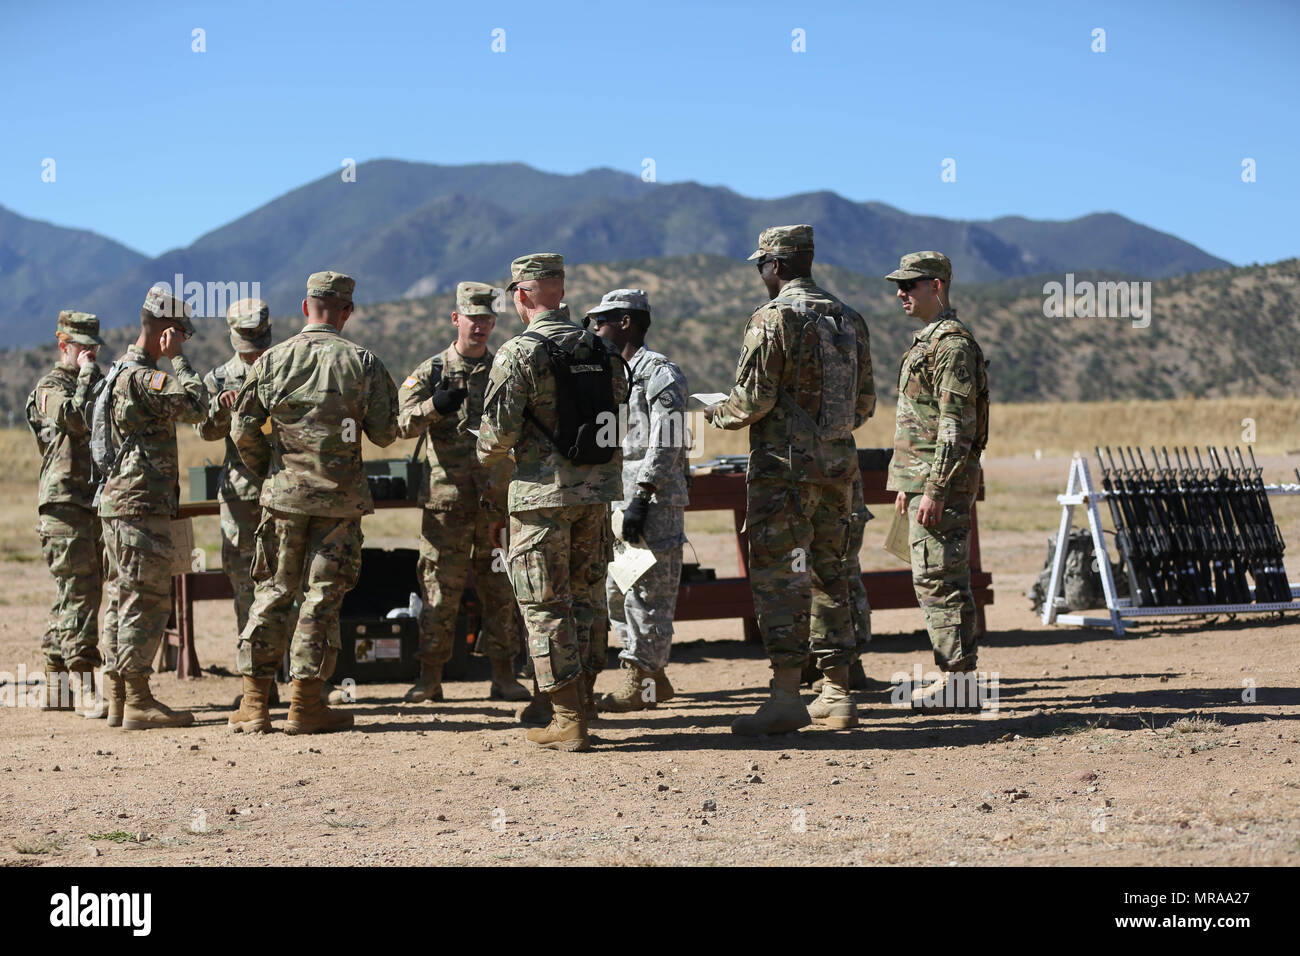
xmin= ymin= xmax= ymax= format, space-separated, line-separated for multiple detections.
xmin=409 ymin=355 xmax=446 ymax=464
xmin=96 ymin=360 xmax=145 ymax=480
xmin=520 ymin=331 xmax=564 ymax=451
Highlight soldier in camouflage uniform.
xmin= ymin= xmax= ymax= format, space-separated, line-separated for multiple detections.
xmin=99 ymin=289 xmax=207 ymax=729
xmin=396 ymin=281 xmax=529 ymax=705
xmin=196 ymin=299 xmax=273 ymax=638
xmin=884 ymin=252 xmax=989 ymax=712
xmin=228 ymin=272 xmax=398 ymax=735
xmin=477 ymin=253 xmax=628 ymax=752
xmin=706 ymin=225 xmax=875 ymax=736
xmin=587 ymin=289 xmax=689 ymax=713
xmin=27 ymin=310 xmax=106 ymax=716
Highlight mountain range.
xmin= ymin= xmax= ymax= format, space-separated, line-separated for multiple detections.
xmin=0 ymin=159 xmax=1231 ymax=347
xmin=3 ymin=253 xmax=1296 ymax=423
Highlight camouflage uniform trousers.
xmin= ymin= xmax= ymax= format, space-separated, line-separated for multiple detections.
xmin=37 ymin=504 xmax=104 ymax=668
xmin=220 ymin=496 xmax=260 ymax=637
xmin=417 ymin=505 xmax=521 ymax=667
xmin=747 ymin=478 xmax=856 ymax=670
xmin=507 ymin=504 xmax=608 ymax=694
xmin=906 ymin=487 xmax=979 ymax=672
xmin=101 ymin=514 xmax=174 ymax=677
xmin=848 ymin=473 xmax=872 ymax=652
xmin=100 ymin=519 xmax=119 ymax=674
xmin=605 ymin=506 xmax=684 ymax=673
xmin=584 ymin=508 xmax=614 ymax=675
xmin=237 ymin=509 xmax=363 ymax=681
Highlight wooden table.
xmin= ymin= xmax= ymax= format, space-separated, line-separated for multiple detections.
xmin=162 ymin=453 xmax=992 ymax=677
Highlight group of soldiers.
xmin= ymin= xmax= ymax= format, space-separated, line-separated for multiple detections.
xmin=27 ymin=222 xmax=989 ymax=752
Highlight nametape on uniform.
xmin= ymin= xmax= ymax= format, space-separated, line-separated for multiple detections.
xmin=148 ymin=370 xmax=167 ymax=391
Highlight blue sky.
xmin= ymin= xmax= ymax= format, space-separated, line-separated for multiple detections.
xmin=3 ymin=0 xmax=1296 ymax=265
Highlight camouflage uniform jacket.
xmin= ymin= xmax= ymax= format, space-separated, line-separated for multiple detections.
xmin=195 ymin=354 xmax=262 ymax=503
xmin=619 ymin=346 xmax=690 ymax=509
xmin=29 ymin=362 xmax=102 ymax=510
xmin=476 ymin=310 xmax=628 ymax=513
xmin=711 ymin=277 xmax=874 ymax=485
xmin=97 ymin=344 xmax=207 ymax=518
xmin=397 ymin=343 xmax=510 ymax=514
xmin=886 ymin=308 xmax=988 ymax=501
xmin=231 ymin=324 xmax=400 ymax=518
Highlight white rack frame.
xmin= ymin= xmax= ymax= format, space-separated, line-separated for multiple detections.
xmin=1041 ymin=454 xmax=1300 ymax=635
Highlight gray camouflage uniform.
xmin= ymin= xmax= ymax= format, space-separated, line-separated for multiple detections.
xmin=606 ymin=346 xmax=689 ymax=673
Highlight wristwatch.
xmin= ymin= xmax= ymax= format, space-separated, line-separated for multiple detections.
xmin=634 ymin=485 xmax=654 ymax=502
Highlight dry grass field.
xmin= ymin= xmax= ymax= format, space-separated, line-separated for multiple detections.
xmin=1 ymin=398 xmax=1298 ymax=866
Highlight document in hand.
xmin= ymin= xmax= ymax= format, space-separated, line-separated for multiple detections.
xmin=883 ymin=508 xmax=912 ymax=565
xmin=687 ymin=392 xmax=730 ymax=410
xmin=609 ymin=508 xmax=659 ymax=590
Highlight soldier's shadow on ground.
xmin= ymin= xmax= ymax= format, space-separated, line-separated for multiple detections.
xmin=599 ymin=676 xmax=1300 ymax=752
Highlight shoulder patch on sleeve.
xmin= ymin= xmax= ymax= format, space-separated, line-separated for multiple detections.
xmin=401 ymin=375 xmax=418 ymax=389
xmin=147 ymin=370 xmax=167 ymax=391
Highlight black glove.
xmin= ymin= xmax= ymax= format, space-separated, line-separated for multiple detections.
xmin=621 ymin=497 xmax=650 ymax=543
xmin=432 ymin=383 xmax=469 ymax=415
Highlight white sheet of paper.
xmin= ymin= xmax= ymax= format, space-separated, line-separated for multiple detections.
xmin=688 ymin=392 xmax=729 ymax=410
xmin=608 ymin=510 xmax=658 ymax=590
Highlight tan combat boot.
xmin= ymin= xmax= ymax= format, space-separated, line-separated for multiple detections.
xmin=228 ymin=676 xmax=273 ymax=733
xmin=516 ymin=677 xmax=553 ymax=726
xmin=580 ymin=670 xmax=599 ymax=722
xmin=284 ymin=678 xmax=354 ymax=735
xmin=403 ymin=663 xmax=444 ymax=703
xmin=807 ymin=665 xmax=859 ymax=729
xmin=489 ymin=658 xmax=531 ymax=702
xmin=912 ymin=670 xmax=981 ymax=714
xmin=598 ymin=663 xmax=656 ymax=713
xmin=105 ymin=673 xmax=125 ymax=727
xmin=40 ymin=663 xmax=75 ymax=712
xmin=525 ymin=681 xmax=590 ymax=752
xmin=731 ymin=667 xmax=810 ymax=737
xmin=72 ymin=669 xmax=106 ymax=719
xmin=122 ymin=675 xmax=195 ymax=730
xmin=652 ymin=667 xmax=675 ymax=703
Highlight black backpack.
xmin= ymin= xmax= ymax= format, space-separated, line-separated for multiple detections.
xmin=521 ymin=329 xmax=626 ymax=465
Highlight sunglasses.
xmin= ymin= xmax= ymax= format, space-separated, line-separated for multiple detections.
xmin=895 ymin=278 xmax=933 ymax=293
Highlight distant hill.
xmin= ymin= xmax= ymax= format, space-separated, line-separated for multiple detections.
xmin=2 ymin=254 xmax=1295 ymax=424
xmin=0 ymin=205 xmax=148 ymax=345
xmin=0 ymin=160 xmax=1231 ymax=346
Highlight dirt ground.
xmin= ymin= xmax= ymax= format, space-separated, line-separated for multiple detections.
xmin=1 ymin=454 xmax=1298 ymax=867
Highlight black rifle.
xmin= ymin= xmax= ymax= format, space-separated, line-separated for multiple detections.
xmin=1096 ymin=447 xmax=1152 ymax=606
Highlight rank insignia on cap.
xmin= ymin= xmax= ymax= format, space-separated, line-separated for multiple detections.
xmin=148 ymin=370 xmax=167 ymax=391
xmin=402 ymin=375 xmax=417 ymax=389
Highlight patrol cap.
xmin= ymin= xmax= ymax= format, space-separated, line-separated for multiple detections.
xmin=586 ymin=288 xmax=651 ymax=318
xmin=455 ymin=281 xmax=498 ymax=317
xmin=306 ymin=270 xmax=355 ymax=304
xmin=506 ymin=253 xmax=564 ymax=292
xmin=56 ymin=310 xmax=105 ymax=347
xmin=747 ymin=224 xmax=814 ymax=261
xmin=227 ymin=297 xmax=272 ymax=353
xmin=141 ymin=286 xmax=196 ymax=336
xmin=885 ymin=251 xmax=952 ymax=283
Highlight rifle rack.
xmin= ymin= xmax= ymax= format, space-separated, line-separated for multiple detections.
xmin=1041 ymin=454 xmax=1300 ymax=635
